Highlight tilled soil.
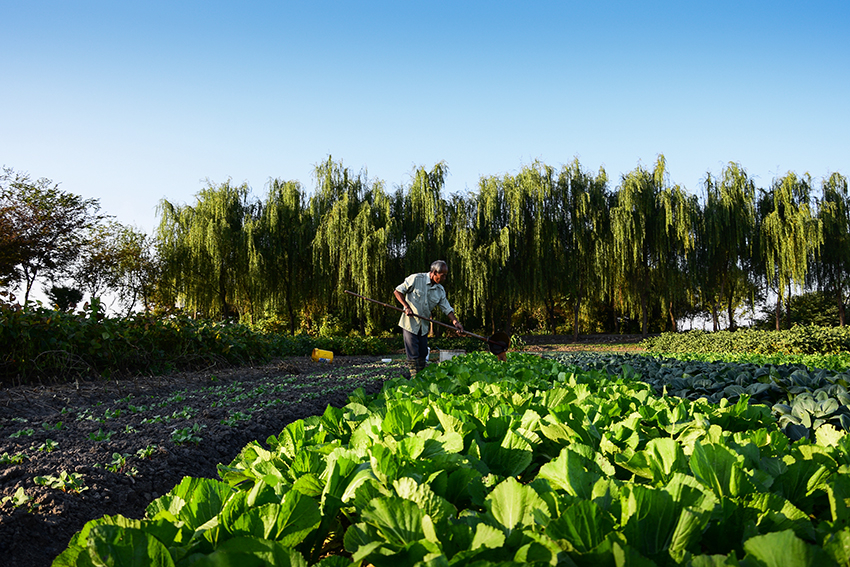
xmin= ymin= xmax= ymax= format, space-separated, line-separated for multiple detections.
xmin=0 ymin=355 xmax=406 ymax=567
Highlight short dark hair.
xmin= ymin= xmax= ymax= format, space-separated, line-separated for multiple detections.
xmin=430 ymin=260 xmax=448 ymax=273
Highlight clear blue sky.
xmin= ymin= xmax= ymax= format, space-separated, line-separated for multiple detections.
xmin=3 ymin=1 xmax=848 ymax=235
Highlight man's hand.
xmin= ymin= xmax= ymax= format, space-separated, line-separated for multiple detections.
xmin=453 ymin=320 xmax=464 ymax=333
xmin=394 ymin=289 xmax=414 ymax=316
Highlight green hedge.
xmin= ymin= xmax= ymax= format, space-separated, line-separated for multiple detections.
xmin=641 ymin=325 xmax=850 ymax=355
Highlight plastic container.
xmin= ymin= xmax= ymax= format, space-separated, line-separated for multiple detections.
xmin=311 ymin=348 xmax=333 ymax=363
xmin=381 ymin=358 xmax=392 ymax=363
xmin=439 ymin=350 xmax=466 ymax=362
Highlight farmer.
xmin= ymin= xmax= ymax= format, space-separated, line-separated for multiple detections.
xmin=394 ymin=260 xmax=464 ymax=377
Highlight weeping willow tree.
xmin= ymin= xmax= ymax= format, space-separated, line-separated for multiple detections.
xmin=444 ymin=192 xmax=477 ymax=325
xmin=392 ymin=162 xmax=450 ymax=278
xmin=699 ymin=163 xmax=757 ymax=330
xmin=816 ymin=172 xmax=849 ymax=326
xmin=610 ymin=155 xmax=694 ymax=336
xmin=555 ymin=159 xmax=610 ymax=338
xmin=700 ymin=163 xmax=756 ymax=331
xmin=452 ymin=174 xmax=511 ymax=332
xmin=157 ymin=180 xmax=253 ymax=319
xmin=311 ymin=157 xmax=393 ymax=332
xmin=757 ymin=172 xmax=822 ymax=330
xmin=499 ymin=162 xmax=552 ymax=333
xmin=250 ymin=178 xmax=310 ymax=332
xmin=658 ymin=184 xmax=698 ymax=331
xmin=510 ymin=162 xmax=558 ymax=332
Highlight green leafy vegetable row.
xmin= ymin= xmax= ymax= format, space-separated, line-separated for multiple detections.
xmin=641 ymin=325 xmax=850 ymax=356
xmin=0 ymin=304 xmax=397 ymax=386
xmin=54 ymin=353 xmax=850 ymax=566
xmin=546 ymin=352 xmax=850 ymax=442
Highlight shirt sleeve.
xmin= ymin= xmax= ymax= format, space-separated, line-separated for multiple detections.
xmin=395 ymin=273 xmax=416 ymax=294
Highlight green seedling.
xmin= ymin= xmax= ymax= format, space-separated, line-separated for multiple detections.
xmin=106 ymin=452 xmax=131 ymax=474
xmin=9 ymin=428 xmax=34 ymax=438
xmin=34 ymin=471 xmax=88 ymax=493
xmin=11 ymin=417 xmax=28 ymax=423
xmin=76 ymin=409 xmax=95 ymax=421
xmin=170 ymin=406 xmax=196 ymax=420
xmin=42 ymin=421 xmax=63 ymax=431
xmin=123 ymin=425 xmax=138 ymax=434
xmin=88 ymin=428 xmax=115 ymax=442
xmin=135 ymin=445 xmax=158 ymax=459
xmin=1 ymin=487 xmax=39 ymax=512
xmin=103 ymin=408 xmax=122 ymax=420
xmin=37 ymin=439 xmax=59 ymax=453
xmin=221 ymin=411 xmax=251 ymax=427
xmin=0 ymin=451 xmax=28 ymax=465
xmin=171 ymin=423 xmax=205 ymax=445
xmin=168 ymin=391 xmax=186 ymax=403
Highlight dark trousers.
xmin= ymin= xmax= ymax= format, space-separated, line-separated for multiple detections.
xmin=402 ymin=329 xmax=428 ymax=360
xmin=402 ymin=329 xmax=430 ymax=375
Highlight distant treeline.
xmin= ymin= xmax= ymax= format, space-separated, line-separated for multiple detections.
xmin=2 ymin=156 xmax=848 ymax=336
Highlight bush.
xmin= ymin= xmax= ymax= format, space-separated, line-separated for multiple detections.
xmin=641 ymin=325 xmax=850 ymax=356
xmin=0 ymin=302 xmax=516 ymax=386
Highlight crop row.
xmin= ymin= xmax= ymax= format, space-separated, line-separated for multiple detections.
xmin=546 ymin=352 xmax=850 ymax=444
xmin=641 ymin=325 xmax=850 ymax=357
xmin=0 ymin=304 xmax=398 ymax=386
xmin=53 ymin=353 xmax=850 ymax=566
xmin=1 ymin=364 xmax=390 ymax=506
xmin=0 ymin=302 xmax=498 ymax=387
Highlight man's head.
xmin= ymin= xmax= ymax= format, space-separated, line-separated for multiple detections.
xmin=429 ymin=260 xmax=448 ymax=284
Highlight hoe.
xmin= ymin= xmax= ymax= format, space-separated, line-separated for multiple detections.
xmin=344 ymin=290 xmax=510 ymax=358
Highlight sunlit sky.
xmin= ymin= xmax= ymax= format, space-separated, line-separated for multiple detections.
xmin=3 ymin=1 xmax=848 ymax=235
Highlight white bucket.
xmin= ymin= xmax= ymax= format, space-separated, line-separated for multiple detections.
xmin=439 ymin=350 xmax=466 ymax=362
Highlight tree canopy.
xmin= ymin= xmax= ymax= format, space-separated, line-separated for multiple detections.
xmin=3 ymin=159 xmax=848 ymax=334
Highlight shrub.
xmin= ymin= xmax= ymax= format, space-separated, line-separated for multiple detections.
xmin=641 ymin=325 xmax=850 ymax=355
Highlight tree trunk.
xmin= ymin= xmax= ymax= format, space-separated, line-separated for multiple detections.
xmin=711 ymin=302 xmax=719 ymax=332
xmin=726 ymin=296 xmax=736 ymax=331
xmin=218 ymin=266 xmax=230 ymax=319
xmin=287 ymin=290 xmax=296 ymax=335
xmin=573 ymin=284 xmax=583 ymax=341
xmin=668 ymin=299 xmax=677 ymax=332
xmin=613 ymin=302 xmax=620 ymax=334
xmin=838 ymin=284 xmax=846 ymax=327
xmin=775 ymin=296 xmax=781 ymax=331
xmin=786 ymin=283 xmax=793 ymax=328
xmin=545 ymin=289 xmax=557 ymax=334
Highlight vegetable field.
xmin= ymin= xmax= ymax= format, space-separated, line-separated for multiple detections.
xmin=0 ymin=356 xmax=393 ymax=567
xmin=47 ymin=352 xmax=850 ymax=566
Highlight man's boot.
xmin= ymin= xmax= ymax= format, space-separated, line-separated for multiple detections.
xmin=416 ymin=358 xmax=428 ymax=375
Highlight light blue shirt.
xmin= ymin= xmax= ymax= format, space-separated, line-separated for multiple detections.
xmin=395 ymin=273 xmax=454 ymax=335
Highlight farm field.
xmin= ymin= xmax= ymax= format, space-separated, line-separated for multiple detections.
xmin=5 ymin=343 xmax=850 ymax=566
xmin=0 ymin=356 xmax=400 ymax=567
